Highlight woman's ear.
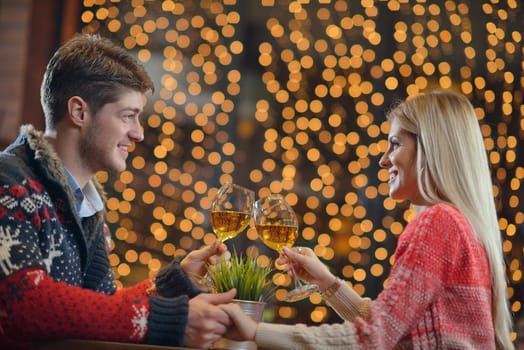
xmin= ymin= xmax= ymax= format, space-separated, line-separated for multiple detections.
xmin=67 ymin=96 xmax=89 ymax=127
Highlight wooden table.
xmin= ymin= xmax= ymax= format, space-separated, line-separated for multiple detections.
xmin=31 ymin=339 xmax=195 ymax=350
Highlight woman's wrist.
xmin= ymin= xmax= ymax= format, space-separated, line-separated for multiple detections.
xmin=320 ymin=277 xmax=341 ymax=299
xmin=251 ymin=320 xmax=259 ymax=341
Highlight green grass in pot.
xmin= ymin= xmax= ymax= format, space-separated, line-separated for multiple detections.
xmin=207 ymin=250 xmax=276 ymax=302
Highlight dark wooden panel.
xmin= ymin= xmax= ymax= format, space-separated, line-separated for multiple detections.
xmin=32 ymin=339 xmax=195 ymax=350
xmin=0 ymin=0 xmax=32 ymax=147
xmin=0 ymin=0 xmax=82 ymax=149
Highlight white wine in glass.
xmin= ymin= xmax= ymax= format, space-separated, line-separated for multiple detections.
xmin=256 ymin=223 xmax=298 ymax=252
xmin=193 ymin=183 xmax=254 ymax=291
xmin=210 ymin=182 xmax=254 ymax=243
xmin=253 ymin=194 xmax=318 ymax=302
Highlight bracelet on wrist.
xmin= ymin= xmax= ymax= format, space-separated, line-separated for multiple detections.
xmin=321 ymin=278 xmax=341 ymax=299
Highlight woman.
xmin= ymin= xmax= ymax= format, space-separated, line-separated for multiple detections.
xmin=221 ymin=90 xmax=514 ymax=349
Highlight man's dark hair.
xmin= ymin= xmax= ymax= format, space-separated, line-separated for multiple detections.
xmin=40 ymin=33 xmax=154 ymax=130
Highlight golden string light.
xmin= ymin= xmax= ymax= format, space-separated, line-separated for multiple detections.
xmin=81 ymin=0 xmax=523 ymax=338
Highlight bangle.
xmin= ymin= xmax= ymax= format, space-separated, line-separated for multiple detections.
xmin=321 ymin=278 xmax=341 ymax=299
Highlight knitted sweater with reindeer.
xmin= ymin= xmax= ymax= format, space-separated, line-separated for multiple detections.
xmin=0 ymin=125 xmax=201 ymax=349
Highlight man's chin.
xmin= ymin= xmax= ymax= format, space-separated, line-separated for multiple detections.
xmin=105 ymin=162 xmax=127 ymax=174
xmin=115 ymin=164 xmax=127 ymax=173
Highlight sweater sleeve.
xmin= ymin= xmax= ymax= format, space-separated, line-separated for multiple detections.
xmin=256 ymin=321 xmax=361 ymax=350
xmin=254 ymin=204 xmax=471 ymax=349
xmin=323 ymin=281 xmax=370 ymax=322
xmin=0 ymin=267 xmax=189 ymax=348
xmin=113 ymin=278 xmax=156 ymax=299
xmin=153 ymin=256 xmax=202 ymax=299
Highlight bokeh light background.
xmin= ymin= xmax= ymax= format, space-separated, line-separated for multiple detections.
xmin=80 ymin=0 xmax=523 ymax=339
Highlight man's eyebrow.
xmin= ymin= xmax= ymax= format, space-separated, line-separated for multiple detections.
xmin=119 ymin=107 xmax=142 ymax=113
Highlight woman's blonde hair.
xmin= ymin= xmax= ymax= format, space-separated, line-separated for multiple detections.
xmin=387 ymin=90 xmax=514 ymax=349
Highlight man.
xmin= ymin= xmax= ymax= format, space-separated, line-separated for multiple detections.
xmin=0 ymin=33 xmax=235 ymax=349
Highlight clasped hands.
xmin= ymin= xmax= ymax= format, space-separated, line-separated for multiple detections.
xmin=179 ymin=243 xmax=336 ymax=348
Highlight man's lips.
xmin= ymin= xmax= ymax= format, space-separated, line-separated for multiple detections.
xmin=118 ymin=144 xmax=131 ymax=156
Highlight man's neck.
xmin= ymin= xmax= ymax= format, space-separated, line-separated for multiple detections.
xmin=45 ymin=129 xmax=93 ymax=188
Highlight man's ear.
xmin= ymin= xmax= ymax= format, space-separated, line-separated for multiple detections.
xmin=67 ymin=96 xmax=89 ymax=127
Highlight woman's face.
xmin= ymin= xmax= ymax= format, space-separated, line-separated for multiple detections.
xmin=379 ymin=118 xmax=425 ymax=205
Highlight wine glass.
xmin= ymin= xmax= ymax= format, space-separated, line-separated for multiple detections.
xmin=192 ymin=182 xmax=255 ymax=291
xmin=252 ymin=194 xmax=318 ymax=302
xmin=210 ymin=182 xmax=255 ymax=243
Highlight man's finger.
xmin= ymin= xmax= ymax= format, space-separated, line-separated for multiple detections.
xmin=208 ymin=247 xmax=230 ymax=264
xmin=190 ymin=241 xmax=220 ymax=261
xmin=202 ymin=288 xmax=237 ymax=305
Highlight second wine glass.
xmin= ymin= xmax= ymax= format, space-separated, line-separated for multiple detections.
xmin=210 ymin=182 xmax=255 ymax=243
xmin=252 ymin=194 xmax=318 ymax=302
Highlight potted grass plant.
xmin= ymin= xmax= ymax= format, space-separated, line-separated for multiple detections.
xmin=207 ymin=250 xmax=276 ymax=350
xmin=207 ymin=250 xmax=275 ymax=302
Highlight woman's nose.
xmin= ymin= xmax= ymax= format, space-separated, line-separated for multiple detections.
xmin=379 ymin=153 xmax=391 ymax=168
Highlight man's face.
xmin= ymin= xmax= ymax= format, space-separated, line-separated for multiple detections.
xmin=79 ymin=89 xmax=144 ymax=175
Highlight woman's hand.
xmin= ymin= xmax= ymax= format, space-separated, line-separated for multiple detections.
xmin=180 ymin=241 xmax=230 ymax=277
xmin=219 ymin=303 xmax=258 ymax=341
xmin=277 ymin=246 xmax=337 ymax=291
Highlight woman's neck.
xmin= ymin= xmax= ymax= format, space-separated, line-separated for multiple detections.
xmin=412 ymin=204 xmax=430 ymax=215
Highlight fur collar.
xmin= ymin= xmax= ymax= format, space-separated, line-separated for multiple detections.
xmin=20 ymin=124 xmax=108 ymax=207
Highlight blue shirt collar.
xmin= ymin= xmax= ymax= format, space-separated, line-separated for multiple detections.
xmin=64 ymin=168 xmax=104 ymax=217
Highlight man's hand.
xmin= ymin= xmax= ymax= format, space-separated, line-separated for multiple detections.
xmin=180 ymin=241 xmax=230 ymax=277
xmin=183 ymin=289 xmax=236 ymax=348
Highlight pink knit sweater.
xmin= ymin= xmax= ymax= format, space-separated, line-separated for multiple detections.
xmin=256 ymin=204 xmax=496 ymax=349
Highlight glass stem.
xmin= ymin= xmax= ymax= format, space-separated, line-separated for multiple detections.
xmin=287 ymin=258 xmax=302 ymax=289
